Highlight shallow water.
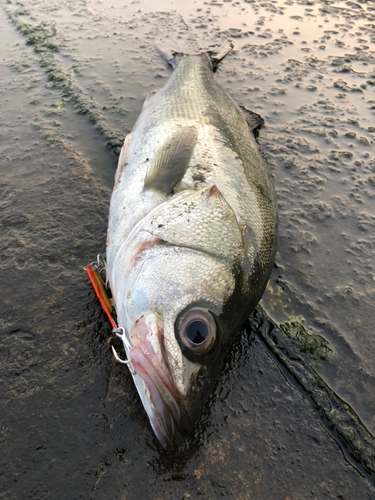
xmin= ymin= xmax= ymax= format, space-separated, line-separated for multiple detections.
xmin=1 ymin=0 xmax=374 ymax=498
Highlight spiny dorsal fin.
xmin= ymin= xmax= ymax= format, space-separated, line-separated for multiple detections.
xmin=143 ymin=126 xmax=197 ymax=195
xmin=240 ymin=105 xmax=264 ymax=137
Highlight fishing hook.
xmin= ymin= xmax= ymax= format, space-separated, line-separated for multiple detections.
xmin=111 ymin=327 xmax=135 ymax=374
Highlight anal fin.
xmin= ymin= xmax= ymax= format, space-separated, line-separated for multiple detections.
xmin=143 ymin=126 xmax=197 ymax=195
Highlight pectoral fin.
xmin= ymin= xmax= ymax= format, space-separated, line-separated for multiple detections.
xmin=114 ymin=133 xmax=132 ymax=188
xmin=143 ymin=126 xmax=197 ymax=195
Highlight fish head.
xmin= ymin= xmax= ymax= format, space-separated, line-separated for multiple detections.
xmin=110 ymin=186 xmax=258 ymax=450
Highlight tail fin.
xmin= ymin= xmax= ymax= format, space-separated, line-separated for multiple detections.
xmin=155 ymin=38 xmax=234 ymax=70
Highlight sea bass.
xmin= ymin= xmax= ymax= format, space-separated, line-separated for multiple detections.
xmin=106 ymin=40 xmax=278 ymax=450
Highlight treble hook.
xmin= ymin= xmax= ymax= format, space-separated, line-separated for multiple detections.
xmin=111 ymin=327 xmax=135 ymax=374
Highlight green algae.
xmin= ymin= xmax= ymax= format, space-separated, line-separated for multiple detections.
xmin=279 ymin=320 xmax=333 ymax=361
xmin=252 ymin=307 xmax=375 ymax=480
xmin=9 ymin=10 xmax=58 ymax=52
xmin=5 ymin=7 xmax=123 ymax=152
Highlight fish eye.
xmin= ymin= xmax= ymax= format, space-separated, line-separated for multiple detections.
xmin=177 ymin=308 xmax=216 ymax=354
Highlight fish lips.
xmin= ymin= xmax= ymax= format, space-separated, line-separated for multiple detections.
xmin=127 ymin=314 xmax=191 ymax=451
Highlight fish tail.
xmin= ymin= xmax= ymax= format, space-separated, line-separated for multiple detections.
xmin=155 ymin=36 xmax=233 ymax=70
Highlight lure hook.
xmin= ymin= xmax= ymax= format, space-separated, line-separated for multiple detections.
xmin=111 ymin=328 xmax=135 ymax=374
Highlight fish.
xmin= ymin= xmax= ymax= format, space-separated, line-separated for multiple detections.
xmin=105 ymin=39 xmax=278 ymax=450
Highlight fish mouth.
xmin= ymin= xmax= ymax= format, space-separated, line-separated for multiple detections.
xmin=124 ymin=314 xmax=191 ymax=450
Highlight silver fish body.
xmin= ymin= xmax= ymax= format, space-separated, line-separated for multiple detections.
xmin=106 ymin=41 xmax=278 ymax=450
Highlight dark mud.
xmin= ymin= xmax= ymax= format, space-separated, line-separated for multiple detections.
xmin=1 ymin=0 xmax=375 ymax=498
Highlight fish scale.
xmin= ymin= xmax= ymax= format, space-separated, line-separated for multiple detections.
xmin=105 ymin=40 xmax=278 ymax=450
xmin=131 ymin=54 xmax=275 ymax=269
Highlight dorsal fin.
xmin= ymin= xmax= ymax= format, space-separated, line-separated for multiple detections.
xmin=239 ymin=105 xmax=264 ymax=138
xmin=143 ymin=126 xmax=197 ymax=195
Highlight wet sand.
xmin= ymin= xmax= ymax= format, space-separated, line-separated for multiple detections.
xmin=0 ymin=0 xmax=374 ymax=498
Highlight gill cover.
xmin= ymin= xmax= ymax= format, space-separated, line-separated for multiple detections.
xmin=111 ymin=185 xmax=244 ymax=326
